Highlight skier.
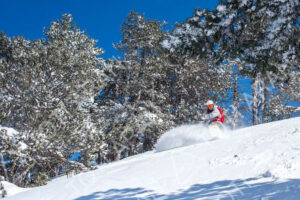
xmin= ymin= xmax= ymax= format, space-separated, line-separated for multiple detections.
xmin=203 ymin=100 xmax=225 ymax=126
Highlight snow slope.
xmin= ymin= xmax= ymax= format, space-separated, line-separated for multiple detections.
xmin=5 ymin=117 xmax=300 ymax=200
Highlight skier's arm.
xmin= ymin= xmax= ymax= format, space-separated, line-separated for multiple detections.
xmin=203 ymin=112 xmax=218 ymax=125
xmin=201 ymin=115 xmax=213 ymax=125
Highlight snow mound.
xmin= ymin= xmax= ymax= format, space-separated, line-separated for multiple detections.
xmin=1 ymin=181 xmax=29 ymax=198
xmin=155 ymin=123 xmax=228 ymax=152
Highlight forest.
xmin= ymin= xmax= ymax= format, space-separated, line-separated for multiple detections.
xmin=0 ymin=0 xmax=299 ymax=190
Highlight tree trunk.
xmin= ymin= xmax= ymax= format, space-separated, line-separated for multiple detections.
xmin=233 ymin=72 xmax=239 ymax=128
xmin=96 ymin=150 xmax=104 ymax=165
xmin=260 ymin=74 xmax=267 ymax=123
xmin=252 ymin=72 xmax=266 ymax=125
xmin=252 ymin=75 xmax=259 ymax=125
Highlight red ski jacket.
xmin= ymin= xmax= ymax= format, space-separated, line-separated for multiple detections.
xmin=213 ymin=107 xmax=225 ymax=123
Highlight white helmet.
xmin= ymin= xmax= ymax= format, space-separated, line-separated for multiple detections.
xmin=205 ymin=100 xmax=214 ymax=106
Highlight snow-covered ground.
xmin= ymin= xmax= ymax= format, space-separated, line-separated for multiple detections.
xmin=1 ymin=181 xmax=29 ymax=198
xmin=5 ymin=117 xmax=300 ymax=199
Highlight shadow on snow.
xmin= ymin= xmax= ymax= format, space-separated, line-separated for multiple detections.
xmin=74 ymin=177 xmax=300 ymax=200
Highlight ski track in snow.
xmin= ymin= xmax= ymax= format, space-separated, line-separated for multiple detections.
xmin=5 ymin=117 xmax=300 ymax=200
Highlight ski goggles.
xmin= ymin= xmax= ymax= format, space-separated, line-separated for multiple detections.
xmin=207 ymin=104 xmax=214 ymax=109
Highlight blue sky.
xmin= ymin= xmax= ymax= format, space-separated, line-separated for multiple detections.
xmin=0 ymin=0 xmax=219 ymax=58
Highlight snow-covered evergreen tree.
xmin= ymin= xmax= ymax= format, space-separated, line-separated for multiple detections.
xmin=93 ymin=11 xmax=174 ymax=160
xmin=0 ymin=14 xmax=105 ymax=186
xmin=162 ymin=0 xmax=300 ymax=124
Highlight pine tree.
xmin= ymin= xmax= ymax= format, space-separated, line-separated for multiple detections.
xmin=0 ymin=14 xmax=105 ymax=186
xmin=162 ymin=0 xmax=300 ymax=124
xmin=92 ymin=11 xmax=175 ymax=162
